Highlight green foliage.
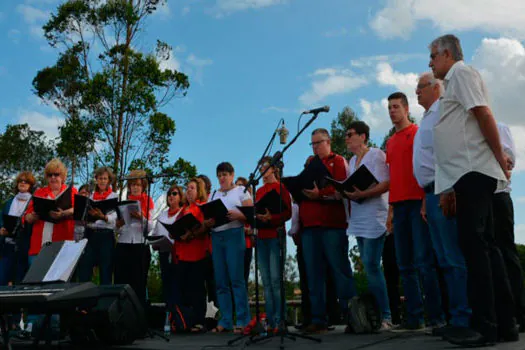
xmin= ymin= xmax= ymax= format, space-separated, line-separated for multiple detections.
xmin=33 ymin=0 xmax=193 ymax=189
xmin=0 ymin=124 xmax=55 ymax=202
xmin=147 ymin=251 xmax=163 ymax=303
xmin=330 ymin=106 xmax=359 ymax=160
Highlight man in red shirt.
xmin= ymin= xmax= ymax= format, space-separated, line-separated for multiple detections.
xmin=385 ymin=92 xmax=443 ymax=330
xmin=300 ymin=128 xmax=356 ymax=334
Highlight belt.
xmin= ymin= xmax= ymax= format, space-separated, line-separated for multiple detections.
xmin=423 ymin=182 xmax=435 ymax=194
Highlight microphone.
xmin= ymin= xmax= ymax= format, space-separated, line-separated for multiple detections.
xmin=301 ymin=105 xmax=330 ymax=115
xmin=278 ymin=121 xmax=289 ymax=145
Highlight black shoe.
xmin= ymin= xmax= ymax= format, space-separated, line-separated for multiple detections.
xmin=294 ymin=323 xmax=309 ymax=330
xmin=430 ymin=324 xmax=454 ymax=337
xmin=444 ymin=327 xmax=495 ymax=347
xmin=500 ymin=326 xmax=519 ymax=342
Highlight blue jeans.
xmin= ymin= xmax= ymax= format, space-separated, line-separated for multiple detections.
xmin=393 ymin=200 xmax=444 ymax=326
xmin=425 ymin=193 xmax=470 ymax=327
xmin=302 ymin=228 xmax=356 ymax=325
xmin=356 ymin=235 xmax=391 ymax=321
xmin=257 ymin=238 xmax=283 ymax=328
xmin=77 ymin=228 xmax=115 ymax=284
xmin=212 ymin=227 xmax=250 ymax=328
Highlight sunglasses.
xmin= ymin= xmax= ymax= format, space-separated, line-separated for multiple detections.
xmin=47 ymin=173 xmax=61 ymax=178
xmin=168 ymin=191 xmax=180 ymax=196
xmin=18 ymin=179 xmax=29 ymax=184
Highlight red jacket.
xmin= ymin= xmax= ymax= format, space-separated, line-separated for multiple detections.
xmin=256 ymin=182 xmax=292 ymax=239
xmin=27 ymin=185 xmax=78 ymax=256
xmin=299 ymin=153 xmax=348 ymax=229
xmin=173 ymin=202 xmax=209 ymax=262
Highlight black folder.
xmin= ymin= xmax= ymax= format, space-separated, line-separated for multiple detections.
xmin=199 ymin=199 xmax=230 ymax=228
xmin=281 ymin=156 xmax=331 ymax=203
xmin=236 ymin=189 xmax=288 ymax=228
xmin=32 ymin=185 xmax=73 ymax=223
xmin=325 ymin=164 xmax=379 ymax=203
xmin=158 ymin=214 xmax=201 ymax=241
xmin=73 ymin=195 xmax=118 ymax=222
xmin=2 ymin=214 xmax=20 ymax=236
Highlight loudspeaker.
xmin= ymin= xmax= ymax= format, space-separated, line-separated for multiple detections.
xmin=65 ymin=284 xmax=147 ymax=346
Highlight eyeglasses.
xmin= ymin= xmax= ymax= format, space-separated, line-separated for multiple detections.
xmin=345 ymin=131 xmax=357 ymax=138
xmin=47 ymin=173 xmax=61 ymax=178
xmin=18 ymin=179 xmax=29 ymax=184
xmin=309 ymin=139 xmax=328 ymax=146
xmin=416 ymin=82 xmax=432 ymax=90
xmin=168 ymin=191 xmax=179 ymax=196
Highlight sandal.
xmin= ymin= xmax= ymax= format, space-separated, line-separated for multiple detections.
xmin=191 ymin=324 xmax=206 ymax=333
xmin=211 ymin=326 xmax=231 ymax=333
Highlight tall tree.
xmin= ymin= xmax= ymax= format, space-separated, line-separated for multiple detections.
xmin=0 ymin=124 xmax=55 ymax=202
xmin=33 ymin=0 xmax=192 ymax=189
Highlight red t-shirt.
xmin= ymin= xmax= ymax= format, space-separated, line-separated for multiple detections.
xmin=299 ymin=152 xmax=348 ymax=229
xmin=173 ymin=202 xmax=209 ymax=262
xmin=27 ymin=185 xmax=78 ymax=256
xmin=386 ymin=123 xmax=424 ymax=203
xmin=255 ymin=182 xmax=292 ymax=239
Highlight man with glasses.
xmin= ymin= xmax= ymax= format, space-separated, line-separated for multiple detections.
xmin=429 ymin=34 xmax=518 ymax=346
xmin=299 ymin=128 xmax=356 ymax=334
xmin=385 ymin=92 xmax=444 ymax=332
xmin=413 ymin=72 xmax=470 ymax=336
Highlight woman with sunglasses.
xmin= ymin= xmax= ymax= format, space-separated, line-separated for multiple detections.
xmin=25 ymin=159 xmax=77 ymax=265
xmin=0 ymin=171 xmax=36 ymax=285
xmin=151 ymin=184 xmax=185 ymax=308
xmin=173 ymin=177 xmax=210 ymax=333
xmin=114 ymin=169 xmax=154 ymax=307
xmin=77 ymin=167 xmax=118 ymax=285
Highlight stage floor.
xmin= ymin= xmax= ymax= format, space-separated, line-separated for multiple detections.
xmin=6 ymin=326 xmax=525 ymax=349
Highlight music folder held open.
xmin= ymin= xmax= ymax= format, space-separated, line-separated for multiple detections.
xmin=325 ymin=164 xmax=379 ymax=203
xmin=281 ymin=155 xmax=331 ymax=203
xmin=32 ymin=185 xmax=73 ymax=223
xmin=23 ymin=239 xmax=88 ymax=284
xmin=73 ymin=195 xmax=118 ymax=222
xmin=157 ymin=213 xmax=201 ymax=241
xmin=199 ymin=199 xmax=230 ymax=228
xmin=237 ymin=189 xmax=288 ymax=228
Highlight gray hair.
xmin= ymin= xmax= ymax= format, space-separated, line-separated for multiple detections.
xmin=311 ymin=128 xmax=330 ymax=138
xmin=429 ymin=34 xmax=464 ymax=61
xmin=419 ymin=71 xmax=445 ymax=96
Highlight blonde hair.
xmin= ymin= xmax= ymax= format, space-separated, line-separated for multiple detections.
xmin=14 ymin=171 xmax=36 ymax=193
xmin=187 ymin=177 xmax=208 ymax=202
xmin=126 ymin=169 xmax=148 ymax=193
xmin=44 ymin=158 xmax=67 ymax=183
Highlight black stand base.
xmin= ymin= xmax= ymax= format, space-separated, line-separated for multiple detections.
xmin=145 ymin=328 xmax=170 ymax=342
xmin=247 ymin=322 xmax=321 ymax=350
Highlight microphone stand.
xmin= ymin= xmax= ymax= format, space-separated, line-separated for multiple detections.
xmin=227 ymin=112 xmax=325 ymax=349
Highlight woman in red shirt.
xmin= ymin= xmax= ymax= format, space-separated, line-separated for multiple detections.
xmin=255 ymin=156 xmax=292 ymax=332
xmin=25 ymin=159 xmax=77 ymax=265
xmin=174 ymin=177 xmax=209 ymax=332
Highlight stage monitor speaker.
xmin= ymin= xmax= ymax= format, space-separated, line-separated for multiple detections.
xmin=65 ymin=284 xmax=147 ymax=346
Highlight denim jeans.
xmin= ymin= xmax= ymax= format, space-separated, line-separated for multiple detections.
xmin=301 ymin=228 xmax=356 ymax=325
xmin=0 ymin=243 xmax=16 ymax=285
xmin=356 ymin=235 xmax=391 ymax=321
xmin=77 ymin=228 xmax=115 ymax=284
xmin=425 ymin=192 xmax=470 ymax=327
xmin=392 ymin=200 xmax=443 ymax=326
xmin=212 ymin=227 xmax=250 ymax=328
xmin=257 ymin=237 xmax=283 ymax=328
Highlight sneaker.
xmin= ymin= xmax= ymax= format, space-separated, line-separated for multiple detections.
xmin=390 ymin=322 xmax=427 ymax=333
xmin=302 ymin=323 xmax=328 ymax=334
xmin=379 ymin=320 xmax=394 ymax=332
xmin=443 ymin=327 xmax=495 ymax=347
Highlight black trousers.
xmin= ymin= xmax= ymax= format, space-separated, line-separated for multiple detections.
xmin=493 ymin=192 xmax=525 ymax=322
xmin=454 ymin=172 xmax=515 ymax=338
xmin=175 ymin=259 xmax=207 ymax=325
xmin=296 ymin=235 xmax=340 ymax=325
xmin=114 ymin=243 xmax=151 ymax=307
xmin=382 ymin=233 xmax=401 ymax=324
xmin=203 ymin=255 xmax=217 ymax=304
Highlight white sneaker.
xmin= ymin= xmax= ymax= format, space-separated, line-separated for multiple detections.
xmin=379 ymin=320 xmax=394 ymax=332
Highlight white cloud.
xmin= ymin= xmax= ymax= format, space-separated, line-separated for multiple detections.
xmin=8 ymin=29 xmax=21 ymax=44
xmin=359 ymin=98 xmax=389 ymax=131
xmin=154 ymin=1 xmax=171 ymax=19
xmin=299 ymin=68 xmax=368 ymax=106
xmin=17 ymin=110 xmax=63 ymax=139
xmin=211 ymin=0 xmax=289 ymax=17
xmin=510 ymin=126 xmax=525 ymax=174
xmin=350 ymin=53 xmax=426 ymax=68
xmin=186 ymin=54 xmax=213 ymax=67
xmin=515 ymin=224 xmax=525 ymax=245
xmin=16 ymin=4 xmax=48 ymax=24
xmin=262 ymin=106 xmax=291 ymax=113
xmin=370 ymin=0 xmax=525 ymax=39
xmin=30 ymin=25 xmax=44 ymax=39
xmin=158 ymin=49 xmax=181 ymax=72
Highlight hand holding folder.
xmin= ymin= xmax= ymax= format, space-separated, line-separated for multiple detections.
xmin=325 ymin=164 xmax=379 ymax=203
xmin=74 ymin=195 xmax=118 ymax=222
xmin=281 ymin=156 xmax=331 ymax=203
xmin=199 ymin=199 xmax=230 ymax=228
xmin=158 ymin=213 xmax=201 ymax=241
xmin=32 ymin=185 xmax=73 ymax=223
xmin=236 ymin=189 xmax=288 ymax=228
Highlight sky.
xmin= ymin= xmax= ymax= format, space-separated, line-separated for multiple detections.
xmin=1 ymin=0 xmax=525 ymax=248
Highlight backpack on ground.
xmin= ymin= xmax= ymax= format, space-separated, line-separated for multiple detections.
xmin=347 ymin=292 xmax=381 ymax=334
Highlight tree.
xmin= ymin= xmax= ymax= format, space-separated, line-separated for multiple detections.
xmin=330 ymin=106 xmax=377 ymax=160
xmin=0 ymin=124 xmax=55 ymax=202
xmin=33 ymin=0 xmax=192 ymax=190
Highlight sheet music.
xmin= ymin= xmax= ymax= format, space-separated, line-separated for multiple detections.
xmin=118 ymin=201 xmax=141 ymax=225
xmin=147 ymin=235 xmax=173 ymax=252
xmin=43 ymin=239 xmax=88 ymax=282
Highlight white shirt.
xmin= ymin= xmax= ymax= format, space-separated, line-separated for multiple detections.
xmin=210 ymin=186 xmax=251 ymax=232
xmin=87 ymin=192 xmax=118 ymax=230
xmin=116 ymin=201 xmax=154 ymax=244
xmin=288 ymin=202 xmax=300 ymax=236
xmin=496 ymin=122 xmax=515 ymax=194
xmin=433 ymin=61 xmax=507 ymax=194
xmin=413 ymin=100 xmax=440 ymax=188
xmin=5 ymin=193 xmax=31 ymax=244
xmin=346 ymin=148 xmax=389 ymax=239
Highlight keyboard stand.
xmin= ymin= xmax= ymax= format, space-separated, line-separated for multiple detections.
xmin=0 ymin=314 xmax=12 ymax=350
xmin=32 ymin=313 xmax=55 ymax=348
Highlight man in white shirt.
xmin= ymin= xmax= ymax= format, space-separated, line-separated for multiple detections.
xmin=493 ymin=123 xmax=525 ymax=331
xmin=429 ymin=34 xmax=517 ymax=346
xmin=413 ymin=72 xmax=470 ymax=335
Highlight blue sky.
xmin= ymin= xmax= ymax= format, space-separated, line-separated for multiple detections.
xmin=1 ymin=0 xmax=525 ymax=245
